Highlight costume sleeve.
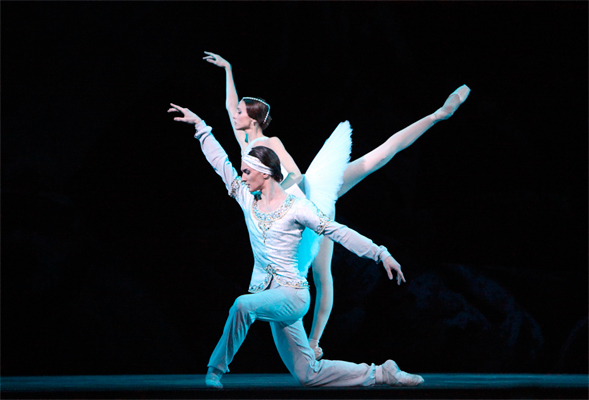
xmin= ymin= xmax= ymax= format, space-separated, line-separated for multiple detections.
xmin=296 ymin=199 xmax=392 ymax=264
xmin=194 ymin=120 xmax=247 ymax=205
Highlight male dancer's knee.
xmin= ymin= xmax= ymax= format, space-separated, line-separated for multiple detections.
xmin=292 ymin=361 xmax=324 ymax=387
xmin=230 ymin=295 xmax=256 ymax=324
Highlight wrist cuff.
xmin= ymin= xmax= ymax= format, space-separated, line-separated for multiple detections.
xmin=194 ymin=120 xmax=212 ymax=139
xmin=378 ymin=246 xmax=391 ymax=263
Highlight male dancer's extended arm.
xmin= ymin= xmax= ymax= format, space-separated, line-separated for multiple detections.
xmin=297 ymin=200 xmax=406 ymax=284
xmin=168 ymin=103 xmax=246 ymax=202
xmin=325 ymin=222 xmax=405 ymax=284
xmin=193 ymin=120 xmax=247 ymax=201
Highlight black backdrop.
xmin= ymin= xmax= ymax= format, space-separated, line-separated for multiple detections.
xmin=3 ymin=1 xmax=587 ymax=376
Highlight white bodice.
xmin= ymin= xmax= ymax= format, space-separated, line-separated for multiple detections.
xmin=194 ymin=121 xmax=391 ymax=293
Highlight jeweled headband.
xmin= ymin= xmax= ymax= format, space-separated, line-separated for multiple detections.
xmin=242 ymin=97 xmax=270 ymax=124
xmin=242 ymin=154 xmax=273 ymax=176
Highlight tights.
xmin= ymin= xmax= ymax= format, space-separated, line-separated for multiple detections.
xmin=309 ymin=114 xmax=438 ymax=344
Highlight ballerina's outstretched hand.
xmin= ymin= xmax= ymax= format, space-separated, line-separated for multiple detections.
xmin=203 ymin=51 xmax=231 ymax=69
xmin=382 ymin=255 xmax=406 ymax=286
xmin=168 ymin=103 xmax=202 ymax=125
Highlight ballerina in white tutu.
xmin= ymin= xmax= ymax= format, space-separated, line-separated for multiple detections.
xmin=203 ymin=51 xmax=470 ymax=360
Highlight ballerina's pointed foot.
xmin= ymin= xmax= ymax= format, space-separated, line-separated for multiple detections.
xmin=380 ymin=360 xmax=424 ymax=387
xmin=434 ymin=84 xmax=471 ymax=121
xmin=205 ymin=368 xmax=224 ymax=389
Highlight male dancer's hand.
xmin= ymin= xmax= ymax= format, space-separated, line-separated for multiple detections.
xmin=168 ymin=103 xmax=202 ymax=125
xmin=383 ymin=256 xmax=406 ymax=285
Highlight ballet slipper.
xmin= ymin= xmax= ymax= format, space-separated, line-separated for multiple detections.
xmin=434 ymin=84 xmax=471 ymax=121
xmin=205 ymin=367 xmax=224 ymax=389
xmin=380 ymin=360 xmax=424 ymax=386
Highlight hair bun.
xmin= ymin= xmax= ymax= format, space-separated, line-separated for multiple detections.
xmin=243 ymin=97 xmax=271 ymax=131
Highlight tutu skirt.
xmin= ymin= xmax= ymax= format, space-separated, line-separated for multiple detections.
xmin=291 ymin=121 xmax=352 ymax=277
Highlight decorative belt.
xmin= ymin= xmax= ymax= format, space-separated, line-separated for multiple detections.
xmin=248 ymin=264 xmax=310 ymax=293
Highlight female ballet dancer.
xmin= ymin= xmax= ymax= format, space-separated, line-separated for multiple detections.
xmin=203 ymin=51 xmax=470 ymax=360
xmin=167 ymin=103 xmax=423 ymax=388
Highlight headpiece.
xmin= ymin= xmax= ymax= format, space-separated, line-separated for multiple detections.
xmin=242 ymin=97 xmax=271 ymax=124
xmin=242 ymin=154 xmax=273 ymax=176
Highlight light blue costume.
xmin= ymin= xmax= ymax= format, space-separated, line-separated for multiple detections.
xmin=194 ymin=120 xmax=393 ymax=387
xmin=242 ymin=122 xmax=353 ymax=277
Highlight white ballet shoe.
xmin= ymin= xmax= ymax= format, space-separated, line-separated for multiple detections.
xmin=380 ymin=359 xmax=424 ymax=386
xmin=434 ymin=84 xmax=471 ymax=120
xmin=205 ymin=368 xmax=224 ymax=389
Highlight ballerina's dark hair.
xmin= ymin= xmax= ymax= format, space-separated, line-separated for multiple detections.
xmin=242 ymin=97 xmax=272 ymax=130
xmin=248 ymin=146 xmax=283 ymax=183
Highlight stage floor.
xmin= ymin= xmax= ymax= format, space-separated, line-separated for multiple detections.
xmin=2 ymin=373 xmax=588 ymax=399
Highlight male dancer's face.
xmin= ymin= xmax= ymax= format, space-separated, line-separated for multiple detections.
xmin=233 ymin=101 xmax=254 ymax=131
xmin=240 ymin=162 xmax=267 ymax=193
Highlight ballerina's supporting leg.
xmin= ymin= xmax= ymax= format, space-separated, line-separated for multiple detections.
xmin=308 ymin=236 xmax=335 ymax=360
xmin=337 ymin=85 xmax=470 ymax=197
xmin=308 ymin=85 xmax=470 ymax=360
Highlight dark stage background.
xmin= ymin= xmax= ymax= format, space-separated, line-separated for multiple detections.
xmin=3 ymin=2 xmax=587 ymax=377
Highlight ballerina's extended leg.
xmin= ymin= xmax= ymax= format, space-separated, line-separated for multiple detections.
xmin=433 ymin=84 xmax=471 ymax=120
xmin=337 ymin=84 xmax=471 ymax=197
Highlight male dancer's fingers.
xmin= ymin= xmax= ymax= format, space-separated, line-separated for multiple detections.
xmin=397 ymin=270 xmax=406 ymax=285
xmin=384 ymin=262 xmax=393 ymax=280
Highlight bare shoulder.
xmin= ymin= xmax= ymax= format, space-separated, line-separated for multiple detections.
xmin=266 ymin=136 xmax=286 ymax=150
xmin=267 ymin=136 xmax=283 ymax=144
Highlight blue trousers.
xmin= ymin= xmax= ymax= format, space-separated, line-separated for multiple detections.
xmin=208 ymin=279 xmax=377 ymax=387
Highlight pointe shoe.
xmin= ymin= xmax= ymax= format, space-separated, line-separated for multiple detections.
xmin=205 ymin=370 xmax=223 ymax=389
xmin=434 ymin=84 xmax=471 ymax=120
xmin=381 ymin=360 xmax=424 ymax=387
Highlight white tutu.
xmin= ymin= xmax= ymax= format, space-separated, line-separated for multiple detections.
xmin=243 ymin=122 xmax=353 ymax=277
xmin=296 ymin=121 xmax=352 ymax=276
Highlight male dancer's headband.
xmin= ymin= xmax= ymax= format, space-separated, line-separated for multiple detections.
xmin=242 ymin=97 xmax=270 ymax=124
xmin=243 ymin=154 xmax=274 ymax=176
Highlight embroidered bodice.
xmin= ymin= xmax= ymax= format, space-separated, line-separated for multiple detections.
xmin=231 ymin=177 xmax=331 ymax=292
xmin=195 ymin=121 xmax=391 ymax=294
xmin=253 ymin=194 xmax=296 ymax=244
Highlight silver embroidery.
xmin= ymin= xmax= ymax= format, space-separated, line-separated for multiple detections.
xmin=265 ymin=264 xmax=310 ymax=289
xmin=314 ymin=206 xmax=331 ymax=235
xmin=248 ymin=273 xmax=272 ymax=293
xmin=229 ymin=177 xmax=244 ymax=198
xmin=248 ymin=264 xmax=309 ymax=293
xmin=253 ymin=194 xmax=296 ymax=244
